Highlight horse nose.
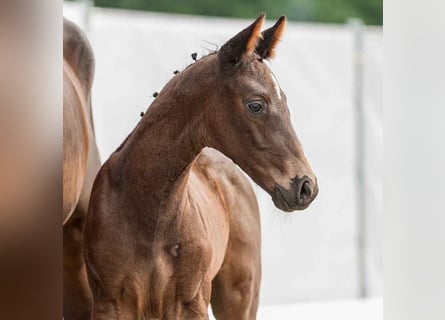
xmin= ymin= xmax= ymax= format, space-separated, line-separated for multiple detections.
xmin=294 ymin=176 xmax=317 ymax=206
xmin=271 ymin=175 xmax=318 ymax=211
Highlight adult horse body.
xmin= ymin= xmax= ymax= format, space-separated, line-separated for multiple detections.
xmin=63 ymin=18 xmax=101 ymax=320
xmin=84 ymin=15 xmax=318 ymax=319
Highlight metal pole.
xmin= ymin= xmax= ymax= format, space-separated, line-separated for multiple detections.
xmin=349 ymin=18 xmax=367 ymax=298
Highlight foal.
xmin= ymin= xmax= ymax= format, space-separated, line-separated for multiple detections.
xmin=84 ymin=14 xmax=318 ymax=319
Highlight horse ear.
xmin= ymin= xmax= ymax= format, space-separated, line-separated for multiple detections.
xmin=219 ymin=13 xmax=265 ymax=64
xmin=256 ymin=16 xmax=286 ymax=59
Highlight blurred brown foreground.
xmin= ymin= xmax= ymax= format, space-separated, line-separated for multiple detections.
xmin=0 ymin=1 xmax=62 ymax=319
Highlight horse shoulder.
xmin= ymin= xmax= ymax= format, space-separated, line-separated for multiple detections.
xmin=193 ymin=148 xmax=261 ymax=249
xmin=194 ymin=147 xmax=258 ymax=215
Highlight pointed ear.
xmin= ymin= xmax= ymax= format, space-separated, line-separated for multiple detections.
xmin=256 ymin=16 xmax=286 ymax=59
xmin=218 ymin=13 xmax=265 ymax=64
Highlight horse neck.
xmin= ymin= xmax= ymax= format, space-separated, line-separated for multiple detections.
xmin=119 ymin=57 xmax=218 ymax=212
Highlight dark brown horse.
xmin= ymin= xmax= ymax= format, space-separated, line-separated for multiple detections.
xmin=84 ymin=14 xmax=318 ymax=319
xmin=63 ymin=18 xmax=101 ymax=320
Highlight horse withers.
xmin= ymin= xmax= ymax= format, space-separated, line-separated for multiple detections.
xmin=63 ymin=18 xmax=101 ymax=320
xmin=84 ymin=14 xmax=318 ymax=319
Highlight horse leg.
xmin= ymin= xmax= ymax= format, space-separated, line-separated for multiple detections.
xmin=165 ymin=281 xmax=212 ymax=320
xmin=210 ymin=209 xmax=261 ymax=319
xmin=87 ymin=271 xmax=148 ymax=320
xmin=90 ymin=298 xmax=136 ymax=320
xmin=63 ymin=207 xmax=92 ymax=320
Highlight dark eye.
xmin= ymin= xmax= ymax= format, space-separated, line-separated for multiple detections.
xmin=246 ymin=101 xmax=263 ymax=113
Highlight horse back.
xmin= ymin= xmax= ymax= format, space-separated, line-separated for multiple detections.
xmin=63 ymin=18 xmax=95 ymax=100
xmin=63 ymin=18 xmax=101 ymax=221
xmin=63 ymin=62 xmax=90 ymax=222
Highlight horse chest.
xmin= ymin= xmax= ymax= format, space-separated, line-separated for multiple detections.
xmin=145 ymin=195 xmax=229 ymax=309
xmin=143 ymin=230 xmax=212 ymax=314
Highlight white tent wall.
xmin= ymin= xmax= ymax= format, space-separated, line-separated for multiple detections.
xmin=362 ymin=29 xmax=383 ymax=297
xmin=64 ymin=2 xmax=382 ymax=305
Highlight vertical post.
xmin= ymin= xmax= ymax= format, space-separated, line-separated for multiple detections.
xmin=349 ymin=18 xmax=367 ymax=298
xmin=81 ymin=0 xmax=93 ymax=32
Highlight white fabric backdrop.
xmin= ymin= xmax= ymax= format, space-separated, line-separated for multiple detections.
xmin=64 ymin=2 xmax=382 ymax=306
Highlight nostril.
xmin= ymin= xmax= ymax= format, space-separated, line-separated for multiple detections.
xmin=300 ymin=181 xmax=312 ymax=201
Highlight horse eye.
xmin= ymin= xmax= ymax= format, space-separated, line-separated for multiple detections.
xmin=247 ymin=101 xmax=263 ymax=113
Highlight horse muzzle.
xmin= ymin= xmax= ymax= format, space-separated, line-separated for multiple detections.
xmin=271 ymin=176 xmax=318 ymax=212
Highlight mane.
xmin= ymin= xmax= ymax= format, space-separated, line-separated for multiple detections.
xmin=113 ymin=51 xmax=219 ymax=156
xmin=182 ymin=51 xmax=217 ymax=72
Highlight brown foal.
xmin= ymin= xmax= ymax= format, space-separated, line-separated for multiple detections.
xmin=84 ymin=14 xmax=318 ymax=319
xmin=63 ymin=18 xmax=101 ymax=320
